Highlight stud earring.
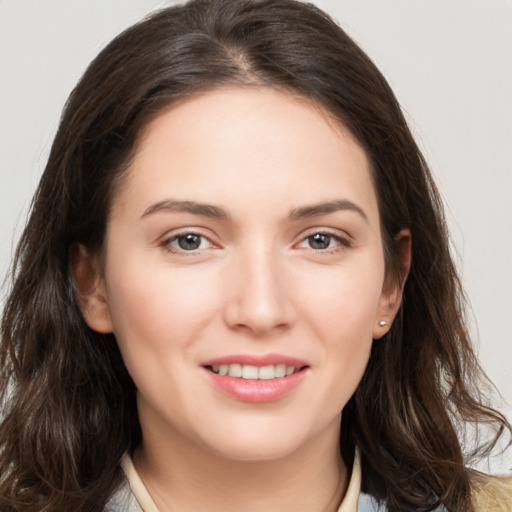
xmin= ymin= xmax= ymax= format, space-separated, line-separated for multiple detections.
xmin=378 ymin=320 xmax=388 ymax=327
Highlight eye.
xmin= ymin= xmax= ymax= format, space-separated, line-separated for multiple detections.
xmin=163 ymin=232 xmax=214 ymax=253
xmin=297 ymin=232 xmax=350 ymax=251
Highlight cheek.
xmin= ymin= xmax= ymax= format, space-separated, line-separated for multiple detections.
xmin=102 ymin=260 xmax=222 ymax=413
xmin=293 ymin=261 xmax=383 ymax=401
xmin=103 ymin=251 xmax=223 ymax=366
xmin=295 ymin=261 xmax=384 ymax=336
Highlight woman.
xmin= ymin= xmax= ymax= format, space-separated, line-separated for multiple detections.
xmin=0 ymin=0 xmax=510 ymax=511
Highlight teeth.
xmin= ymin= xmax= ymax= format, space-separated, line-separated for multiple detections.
xmin=210 ymin=363 xmax=301 ymax=379
xmin=242 ymin=365 xmax=259 ymax=379
xmin=258 ymin=365 xmax=275 ymax=380
xmin=228 ymin=363 xmax=242 ymax=378
xmin=275 ymin=364 xmax=286 ymax=378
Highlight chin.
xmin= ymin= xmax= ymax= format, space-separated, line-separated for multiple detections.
xmin=207 ymin=434 xmax=305 ymax=463
xmin=195 ymin=414 xmax=331 ymax=463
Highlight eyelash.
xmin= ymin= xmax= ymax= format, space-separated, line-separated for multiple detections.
xmin=160 ymin=230 xmax=352 ymax=255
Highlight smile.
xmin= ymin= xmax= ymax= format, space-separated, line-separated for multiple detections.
xmin=207 ymin=364 xmax=301 ymax=380
xmin=202 ymin=356 xmax=309 ymax=402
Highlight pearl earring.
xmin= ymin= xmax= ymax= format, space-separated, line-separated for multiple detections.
xmin=378 ymin=320 xmax=388 ymax=327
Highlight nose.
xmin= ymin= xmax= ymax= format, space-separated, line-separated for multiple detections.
xmin=223 ymin=246 xmax=295 ymax=337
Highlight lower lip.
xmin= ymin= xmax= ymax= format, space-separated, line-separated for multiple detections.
xmin=204 ymin=368 xmax=308 ymax=402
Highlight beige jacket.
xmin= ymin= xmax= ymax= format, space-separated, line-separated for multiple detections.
xmin=471 ymin=474 xmax=512 ymax=512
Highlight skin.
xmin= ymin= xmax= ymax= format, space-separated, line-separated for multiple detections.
xmin=75 ymin=87 xmax=410 ymax=512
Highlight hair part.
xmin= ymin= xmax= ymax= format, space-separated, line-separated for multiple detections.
xmin=1 ymin=1 xmax=510 ymax=511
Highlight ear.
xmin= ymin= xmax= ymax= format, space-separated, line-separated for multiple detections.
xmin=373 ymin=229 xmax=411 ymax=339
xmin=71 ymin=244 xmax=114 ymax=333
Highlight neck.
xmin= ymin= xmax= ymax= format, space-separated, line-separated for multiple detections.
xmin=133 ymin=418 xmax=348 ymax=512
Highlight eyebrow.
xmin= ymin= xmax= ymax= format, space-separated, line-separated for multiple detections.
xmin=289 ymin=200 xmax=368 ymax=223
xmin=141 ymin=198 xmax=368 ymax=223
xmin=141 ymin=200 xmax=230 ymax=219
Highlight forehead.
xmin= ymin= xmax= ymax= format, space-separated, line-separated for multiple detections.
xmin=114 ymin=86 xmax=378 ymax=224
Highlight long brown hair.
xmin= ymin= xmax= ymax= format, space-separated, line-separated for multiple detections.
xmin=1 ymin=1 xmax=509 ymax=511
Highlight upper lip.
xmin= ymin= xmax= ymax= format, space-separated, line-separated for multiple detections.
xmin=201 ymin=354 xmax=309 ymax=368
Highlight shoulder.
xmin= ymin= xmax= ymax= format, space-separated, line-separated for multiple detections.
xmin=357 ymin=492 xmax=448 ymax=511
xmin=357 ymin=492 xmax=384 ymax=511
xmin=471 ymin=473 xmax=512 ymax=512
xmin=358 ymin=475 xmax=512 ymax=512
xmin=104 ymin=478 xmax=143 ymax=512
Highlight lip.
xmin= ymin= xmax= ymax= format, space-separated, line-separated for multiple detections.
xmin=201 ymin=353 xmax=308 ymax=367
xmin=201 ymin=354 xmax=309 ymax=403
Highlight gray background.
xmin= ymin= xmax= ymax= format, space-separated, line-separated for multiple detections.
xmin=1 ymin=0 xmax=510 ymax=472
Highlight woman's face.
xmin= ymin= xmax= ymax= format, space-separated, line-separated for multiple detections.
xmin=78 ymin=87 xmax=404 ymax=462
